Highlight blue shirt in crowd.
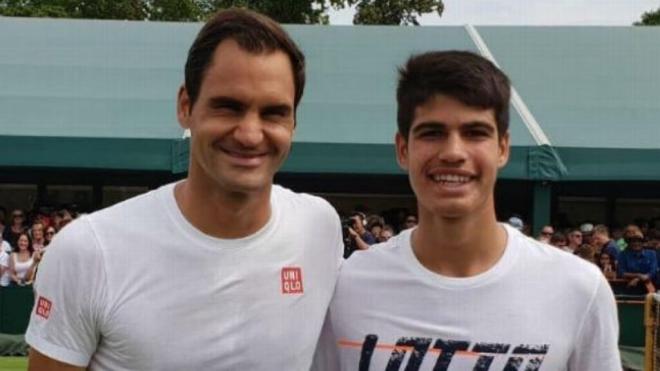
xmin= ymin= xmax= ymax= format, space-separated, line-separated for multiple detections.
xmin=618 ymin=248 xmax=658 ymax=280
xmin=602 ymin=240 xmax=620 ymax=261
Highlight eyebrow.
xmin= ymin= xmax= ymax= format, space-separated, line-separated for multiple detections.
xmin=411 ymin=121 xmax=496 ymax=135
xmin=208 ymin=96 xmax=292 ymax=115
xmin=208 ymin=96 xmax=245 ymax=109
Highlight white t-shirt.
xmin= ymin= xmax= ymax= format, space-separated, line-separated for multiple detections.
xmin=11 ymin=253 xmax=34 ymax=281
xmin=26 ymin=183 xmax=343 ymax=370
xmin=315 ymin=224 xmax=620 ymax=371
xmin=0 ymin=251 xmax=10 ymax=286
xmin=1 ymin=240 xmax=11 ymax=254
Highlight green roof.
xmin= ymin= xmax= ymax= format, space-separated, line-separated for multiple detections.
xmin=479 ymin=26 xmax=660 ymax=180
xmin=1 ymin=18 xmax=658 ymax=180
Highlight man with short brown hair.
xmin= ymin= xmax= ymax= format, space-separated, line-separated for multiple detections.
xmin=27 ymin=9 xmax=342 ymax=370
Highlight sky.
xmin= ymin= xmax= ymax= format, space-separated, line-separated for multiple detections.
xmin=329 ymin=0 xmax=660 ymax=26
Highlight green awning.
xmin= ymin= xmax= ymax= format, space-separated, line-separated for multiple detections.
xmin=1 ymin=18 xmax=658 ymax=180
xmin=479 ymin=26 xmax=660 ymax=181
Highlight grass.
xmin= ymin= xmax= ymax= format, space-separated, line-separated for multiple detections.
xmin=0 ymin=356 xmax=28 ymax=371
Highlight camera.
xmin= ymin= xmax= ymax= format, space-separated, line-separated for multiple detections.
xmin=341 ymin=217 xmax=357 ymax=258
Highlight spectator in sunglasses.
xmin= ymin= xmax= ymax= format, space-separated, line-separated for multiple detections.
xmin=44 ymin=227 xmax=56 ymax=246
xmin=2 ymin=209 xmax=27 ymax=249
xmin=565 ymin=228 xmax=583 ymax=254
xmin=617 ymin=229 xmax=657 ymax=293
xmin=537 ymin=225 xmax=554 ymax=243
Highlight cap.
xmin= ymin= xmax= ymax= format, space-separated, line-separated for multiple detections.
xmin=508 ymin=217 xmax=524 ymax=231
xmin=580 ymin=223 xmax=594 ymax=234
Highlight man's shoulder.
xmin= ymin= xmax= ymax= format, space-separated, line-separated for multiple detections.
xmin=342 ymin=233 xmax=404 ymax=273
xmin=515 ymin=233 xmax=604 ymax=290
xmin=89 ymin=184 xmax=168 ymax=224
xmin=272 ymin=185 xmax=337 ymax=218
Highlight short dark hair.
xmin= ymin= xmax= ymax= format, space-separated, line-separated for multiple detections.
xmin=184 ymin=8 xmax=305 ymax=112
xmin=396 ymin=50 xmax=510 ymax=138
xmin=14 ymin=232 xmax=34 ymax=255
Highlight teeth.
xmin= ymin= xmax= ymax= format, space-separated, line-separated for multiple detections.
xmin=431 ymin=174 xmax=471 ymax=183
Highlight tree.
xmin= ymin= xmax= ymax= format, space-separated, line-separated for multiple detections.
xmin=207 ymin=0 xmax=345 ymax=24
xmin=0 ymin=0 xmax=444 ymax=25
xmin=0 ymin=0 xmax=148 ymax=19
xmin=349 ymin=0 xmax=444 ymax=25
xmin=0 ymin=0 xmax=205 ymax=20
xmin=635 ymin=6 xmax=660 ymax=25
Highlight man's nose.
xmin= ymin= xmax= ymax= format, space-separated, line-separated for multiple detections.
xmin=233 ymin=112 xmax=264 ymax=147
xmin=439 ymin=133 xmax=467 ymax=163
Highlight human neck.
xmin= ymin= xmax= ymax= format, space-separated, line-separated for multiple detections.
xmin=411 ymin=206 xmax=507 ymax=278
xmin=175 ymin=177 xmax=272 ymax=239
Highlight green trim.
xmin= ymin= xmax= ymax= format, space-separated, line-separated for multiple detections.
xmin=528 ymin=144 xmax=567 ymax=180
xmin=0 ymin=136 xmax=173 ymax=171
xmin=557 ymin=147 xmax=660 ymax=181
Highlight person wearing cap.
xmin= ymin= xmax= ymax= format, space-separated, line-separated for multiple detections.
xmin=580 ymin=222 xmax=594 ymax=245
xmin=617 ymin=229 xmax=657 ymax=293
xmin=507 ymin=216 xmax=524 ymax=231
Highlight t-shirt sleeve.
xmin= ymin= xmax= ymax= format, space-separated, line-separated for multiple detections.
xmin=568 ymin=273 xmax=621 ymax=370
xmin=25 ymin=217 xmax=107 ymax=367
xmin=311 ymin=311 xmax=340 ymax=371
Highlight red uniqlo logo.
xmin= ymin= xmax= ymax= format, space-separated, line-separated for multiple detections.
xmin=36 ymin=296 xmax=52 ymax=319
xmin=281 ymin=267 xmax=304 ymax=294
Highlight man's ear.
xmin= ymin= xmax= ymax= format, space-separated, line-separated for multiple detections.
xmin=497 ymin=131 xmax=510 ymax=169
xmin=395 ymin=132 xmax=409 ymax=171
xmin=177 ymin=85 xmax=192 ymax=129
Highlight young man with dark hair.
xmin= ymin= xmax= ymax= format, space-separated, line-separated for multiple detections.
xmin=315 ymin=51 xmax=619 ymax=370
xmin=27 ymin=9 xmax=343 ymax=370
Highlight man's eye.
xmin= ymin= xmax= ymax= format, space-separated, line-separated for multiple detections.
xmin=263 ymin=108 xmax=289 ymax=118
xmin=466 ymin=130 xmax=489 ymax=138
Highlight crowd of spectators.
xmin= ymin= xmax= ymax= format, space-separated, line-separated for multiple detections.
xmin=3 ymin=202 xmax=659 ymax=297
xmin=0 ymin=206 xmax=78 ymax=288
xmin=341 ymin=210 xmax=417 ymax=258
xmin=508 ymin=216 xmax=660 ymax=296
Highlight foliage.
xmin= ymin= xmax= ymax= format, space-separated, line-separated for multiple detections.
xmin=0 ymin=0 xmax=444 ymax=25
xmin=634 ymin=6 xmax=660 ymax=26
xmin=349 ymin=0 xmax=443 ymax=25
xmin=208 ymin=0 xmax=345 ymax=24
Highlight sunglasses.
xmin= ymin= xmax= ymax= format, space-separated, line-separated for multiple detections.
xmin=625 ymin=237 xmax=644 ymax=244
xmin=46 ymin=231 xmax=56 ymax=235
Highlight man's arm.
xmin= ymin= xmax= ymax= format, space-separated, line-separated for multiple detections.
xmin=29 ymin=348 xmax=85 ymax=371
xmin=25 ymin=217 xmax=104 ymax=368
xmin=568 ymin=274 xmax=621 ymax=370
xmin=8 ymin=253 xmax=21 ymax=284
xmin=348 ymin=228 xmax=370 ymax=251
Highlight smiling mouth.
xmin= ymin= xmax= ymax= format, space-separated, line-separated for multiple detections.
xmin=429 ymin=174 xmax=475 ymax=186
xmin=224 ymin=149 xmax=265 ymax=158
